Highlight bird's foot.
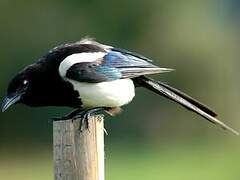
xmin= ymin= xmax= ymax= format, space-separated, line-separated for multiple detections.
xmin=50 ymin=107 xmax=105 ymax=132
xmin=75 ymin=107 xmax=105 ymax=132
xmin=50 ymin=109 xmax=83 ymax=123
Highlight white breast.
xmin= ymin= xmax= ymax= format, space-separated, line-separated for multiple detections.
xmin=68 ymin=79 xmax=135 ymax=108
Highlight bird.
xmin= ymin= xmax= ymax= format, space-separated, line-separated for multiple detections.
xmin=1 ymin=38 xmax=239 ymax=134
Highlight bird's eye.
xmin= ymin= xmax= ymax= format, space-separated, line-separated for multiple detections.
xmin=23 ymin=80 xmax=28 ymax=86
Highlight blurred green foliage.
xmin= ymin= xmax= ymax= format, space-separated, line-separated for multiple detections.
xmin=1 ymin=142 xmax=240 ymax=180
xmin=0 ymin=0 xmax=240 ymax=179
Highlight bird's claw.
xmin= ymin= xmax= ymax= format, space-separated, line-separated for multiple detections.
xmin=49 ymin=108 xmax=83 ymax=123
xmin=50 ymin=107 xmax=105 ymax=132
xmin=78 ymin=108 xmax=104 ymax=131
xmin=77 ymin=111 xmax=95 ymax=132
xmin=79 ymin=113 xmax=89 ymax=132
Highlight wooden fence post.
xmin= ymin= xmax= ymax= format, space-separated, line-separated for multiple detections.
xmin=53 ymin=115 xmax=104 ymax=180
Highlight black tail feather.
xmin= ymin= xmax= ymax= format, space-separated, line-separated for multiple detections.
xmin=156 ymin=80 xmax=217 ymax=117
xmin=134 ymin=76 xmax=238 ymax=135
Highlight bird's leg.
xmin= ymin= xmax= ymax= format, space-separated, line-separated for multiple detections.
xmin=50 ymin=108 xmax=84 ymax=122
xmin=50 ymin=107 xmax=105 ymax=131
xmin=77 ymin=107 xmax=105 ymax=132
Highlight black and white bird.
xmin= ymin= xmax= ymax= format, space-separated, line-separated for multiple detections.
xmin=1 ymin=38 xmax=238 ymax=134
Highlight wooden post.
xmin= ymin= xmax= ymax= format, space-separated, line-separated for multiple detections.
xmin=53 ymin=115 xmax=104 ymax=180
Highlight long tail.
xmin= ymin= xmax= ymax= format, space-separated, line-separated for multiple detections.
xmin=134 ymin=76 xmax=239 ymax=135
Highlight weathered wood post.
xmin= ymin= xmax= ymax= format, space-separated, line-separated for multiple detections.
xmin=53 ymin=115 xmax=104 ymax=180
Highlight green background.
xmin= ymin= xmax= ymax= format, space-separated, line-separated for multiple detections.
xmin=0 ymin=0 xmax=240 ymax=179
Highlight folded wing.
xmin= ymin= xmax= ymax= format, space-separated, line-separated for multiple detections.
xmin=64 ymin=49 xmax=173 ymax=83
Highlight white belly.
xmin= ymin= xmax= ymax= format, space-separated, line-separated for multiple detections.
xmin=68 ymin=79 xmax=135 ymax=108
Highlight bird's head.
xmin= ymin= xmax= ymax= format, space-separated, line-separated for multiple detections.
xmin=1 ymin=69 xmax=33 ymax=112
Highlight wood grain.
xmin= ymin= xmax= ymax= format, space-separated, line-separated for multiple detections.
xmin=53 ymin=115 xmax=104 ymax=180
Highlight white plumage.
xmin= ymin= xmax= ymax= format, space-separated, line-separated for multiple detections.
xmin=59 ymin=52 xmax=106 ymax=77
xmin=68 ymin=79 xmax=135 ymax=108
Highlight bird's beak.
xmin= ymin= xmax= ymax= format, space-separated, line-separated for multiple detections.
xmin=1 ymin=92 xmax=22 ymax=112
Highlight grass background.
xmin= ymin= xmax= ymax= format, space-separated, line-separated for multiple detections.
xmin=0 ymin=142 xmax=239 ymax=180
xmin=107 ymin=143 xmax=240 ymax=180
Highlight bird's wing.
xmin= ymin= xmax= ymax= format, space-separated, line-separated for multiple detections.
xmin=65 ymin=61 xmax=122 ymax=83
xmin=104 ymin=50 xmax=173 ymax=78
xmin=63 ymin=50 xmax=173 ymax=83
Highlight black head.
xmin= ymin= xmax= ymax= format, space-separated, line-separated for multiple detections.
xmin=2 ymin=63 xmax=82 ymax=111
xmin=2 ymin=68 xmax=33 ymax=112
xmin=1 ymin=40 xmax=106 ymax=111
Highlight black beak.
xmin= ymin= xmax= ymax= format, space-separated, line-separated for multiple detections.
xmin=1 ymin=93 xmax=22 ymax=112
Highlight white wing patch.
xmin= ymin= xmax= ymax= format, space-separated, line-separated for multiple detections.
xmin=59 ymin=52 xmax=106 ymax=77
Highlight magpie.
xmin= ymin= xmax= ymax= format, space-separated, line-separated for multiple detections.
xmin=1 ymin=38 xmax=239 ymax=134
